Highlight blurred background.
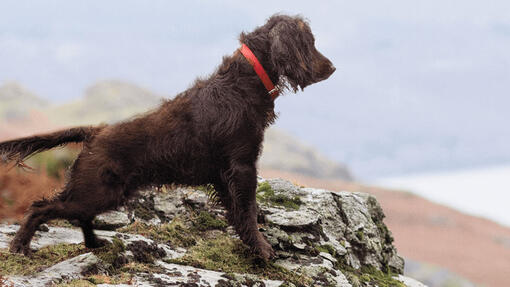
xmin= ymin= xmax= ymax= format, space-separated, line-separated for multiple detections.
xmin=1 ymin=1 xmax=509 ymax=286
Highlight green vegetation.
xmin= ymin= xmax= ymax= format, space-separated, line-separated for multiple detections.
xmin=93 ymin=237 xmax=126 ymax=271
xmin=167 ymin=234 xmax=312 ymax=286
xmin=47 ymin=219 xmax=76 ymax=228
xmin=0 ymin=243 xmax=88 ymax=276
xmin=119 ymin=211 xmax=228 ymax=248
xmin=356 ymin=230 xmax=365 ymax=241
xmin=54 ymin=272 xmax=133 ymax=287
xmin=119 ymin=219 xmax=197 ymax=248
xmin=195 ymin=184 xmax=219 ymax=204
xmin=316 ymin=244 xmax=337 ymax=257
xmin=357 ymin=266 xmax=405 ymax=287
xmin=193 ymin=211 xmax=228 ymax=231
xmin=256 ymin=182 xmax=303 ymax=210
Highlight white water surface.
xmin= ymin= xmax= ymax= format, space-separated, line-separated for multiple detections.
xmin=376 ymin=165 xmax=510 ymax=227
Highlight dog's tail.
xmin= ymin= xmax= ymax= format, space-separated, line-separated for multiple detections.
xmin=0 ymin=125 xmax=106 ymax=164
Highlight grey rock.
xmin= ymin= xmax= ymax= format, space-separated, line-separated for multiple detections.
xmin=7 ymin=253 xmax=99 ymax=287
xmin=0 ymin=224 xmax=83 ymax=250
xmin=133 ymin=261 xmax=283 ymax=286
xmin=396 ymin=275 xmax=429 ymax=287
xmin=94 ymin=210 xmax=131 ymax=230
xmin=261 ymin=178 xmax=403 ymax=274
xmin=153 ymin=188 xmax=187 ymax=218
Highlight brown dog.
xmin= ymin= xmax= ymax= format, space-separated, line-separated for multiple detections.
xmin=0 ymin=14 xmax=335 ymax=259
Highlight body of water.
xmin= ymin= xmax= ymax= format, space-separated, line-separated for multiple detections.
xmin=376 ymin=165 xmax=510 ymax=227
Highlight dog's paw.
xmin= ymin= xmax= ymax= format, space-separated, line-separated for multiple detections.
xmin=255 ymin=244 xmax=275 ymax=261
xmin=252 ymin=235 xmax=276 ymax=260
xmin=9 ymin=243 xmax=33 ymax=256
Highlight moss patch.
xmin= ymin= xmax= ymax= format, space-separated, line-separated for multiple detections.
xmin=357 ymin=266 xmax=405 ymax=287
xmin=193 ymin=211 xmax=228 ymax=231
xmin=167 ymin=234 xmax=312 ymax=286
xmin=316 ymin=244 xmax=337 ymax=257
xmin=47 ymin=219 xmax=77 ymax=228
xmin=93 ymin=237 xmax=127 ymax=271
xmin=86 ymin=272 xmax=133 ymax=285
xmin=119 ymin=219 xmax=197 ymax=248
xmin=256 ymin=182 xmax=303 ymax=210
xmin=355 ymin=230 xmax=365 ymax=241
xmin=0 ymin=243 xmax=88 ymax=276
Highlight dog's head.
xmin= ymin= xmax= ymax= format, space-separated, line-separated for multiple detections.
xmin=263 ymin=15 xmax=336 ymax=92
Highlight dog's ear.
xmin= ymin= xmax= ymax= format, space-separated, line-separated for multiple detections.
xmin=269 ymin=21 xmax=314 ymax=92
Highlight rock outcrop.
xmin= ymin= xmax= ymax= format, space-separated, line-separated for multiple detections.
xmin=0 ymin=178 xmax=425 ymax=286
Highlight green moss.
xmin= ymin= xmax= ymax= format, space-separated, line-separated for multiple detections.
xmin=0 ymin=243 xmax=88 ymax=276
xmin=355 ymin=230 xmax=365 ymax=241
xmin=47 ymin=219 xmax=76 ymax=228
xmin=316 ymin=244 xmax=336 ymax=257
xmin=119 ymin=219 xmax=197 ymax=248
xmin=193 ymin=211 xmax=228 ymax=231
xmin=256 ymin=182 xmax=303 ymax=210
xmin=119 ymin=262 xmax=154 ymax=273
xmin=358 ymin=266 xmax=405 ymax=287
xmin=93 ymin=237 xmax=126 ymax=270
xmin=256 ymin=181 xmax=273 ymax=194
xmin=167 ymin=234 xmax=312 ymax=286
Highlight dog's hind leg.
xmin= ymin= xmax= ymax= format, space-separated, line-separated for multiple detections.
xmin=9 ymin=199 xmax=78 ymax=255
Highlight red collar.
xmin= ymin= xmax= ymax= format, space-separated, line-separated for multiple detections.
xmin=239 ymin=44 xmax=279 ymax=100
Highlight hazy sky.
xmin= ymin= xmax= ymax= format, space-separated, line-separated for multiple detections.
xmin=2 ymin=0 xmax=510 ymax=178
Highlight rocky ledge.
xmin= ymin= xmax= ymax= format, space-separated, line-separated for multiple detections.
xmin=0 ymin=178 xmax=426 ymax=287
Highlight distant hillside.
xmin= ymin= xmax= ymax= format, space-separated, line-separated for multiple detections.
xmin=44 ymin=80 xmax=162 ymax=125
xmin=0 ymin=82 xmax=48 ymax=121
xmin=260 ymin=129 xmax=352 ymax=180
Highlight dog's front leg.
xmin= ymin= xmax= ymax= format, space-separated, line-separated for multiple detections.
xmin=223 ymin=162 xmax=275 ymax=260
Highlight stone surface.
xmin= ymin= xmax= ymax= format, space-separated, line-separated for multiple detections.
xmin=396 ymin=275 xmax=429 ymax=287
xmin=8 ymin=253 xmax=99 ymax=287
xmin=133 ymin=261 xmax=284 ymax=286
xmin=261 ymin=178 xmax=404 ymax=274
xmin=94 ymin=210 xmax=132 ymax=230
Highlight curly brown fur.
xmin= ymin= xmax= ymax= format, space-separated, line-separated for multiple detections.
xmin=2 ymin=14 xmax=335 ymax=259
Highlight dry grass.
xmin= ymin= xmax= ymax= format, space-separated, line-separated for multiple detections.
xmin=0 ymin=164 xmax=62 ymax=222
